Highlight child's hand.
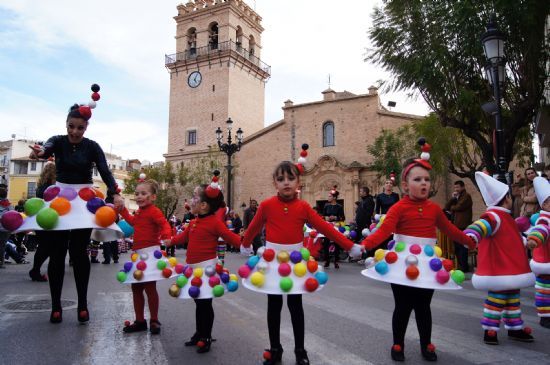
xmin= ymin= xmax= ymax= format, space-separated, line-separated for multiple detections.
xmin=349 ymin=244 xmax=364 ymax=260
xmin=240 ymin=245 xmax=252 ymax=256
xmin=113 ymin=197 xmax=125 ymax=212
xmin=28 ymin=144 xmax=44 ymax=159
xmin=527 ymin=239 xmax=538 ymax=250
xmin=163 ymin=239 xmax=172 ymax=247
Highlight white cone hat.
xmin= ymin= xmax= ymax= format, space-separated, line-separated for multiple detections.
xmin=534 ymin=176 xmax=550 ymax=207
xmin=475 ymin=171 xmax=509 ymax=207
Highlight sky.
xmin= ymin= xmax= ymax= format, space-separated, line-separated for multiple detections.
xmin=0 ymin=0 xmax=431 ymax=163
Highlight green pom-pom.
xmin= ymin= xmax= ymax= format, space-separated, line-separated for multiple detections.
xmin=176 ymin=275 xmax=188 ymax=288
xmin=36 ymin=208 xmax=59 ymax=229
xmin=157 ymin=260 xmax=167 ymax=270
xmin=451 ymin=270 xmax=465 ymax=285
xmin=279 ymin=277 xmax=293 ymax=292
xmin=212 ymin=285 xmax=225 ymax=297
xmin=395 ymin=242 xmax=406 ymax=252
xmin=25 ymin=198 xmax=45 ymax=216
xmin=300 ymin=247 xmax=310 ymax=261
xmin=116 ymin=271 xmax=127 ymax=283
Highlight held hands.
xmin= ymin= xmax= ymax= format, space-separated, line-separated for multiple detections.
xmin=28 ymin=145 xmax=44 ymax=159
xmin=113 ymin=196 xmax=125 ymax=212
xmin=348 ymin=244 xmax=364 ymax=260
xmin=240 ymin=245 xmax=252 ymax=256
xmin=527 ymin=239 xmax=538 ymax=250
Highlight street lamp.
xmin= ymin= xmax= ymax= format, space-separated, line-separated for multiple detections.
xmin=481 ymin=13 xmax=507 ymax=184
xmin=215 ymin=118 xmax=243 ymax=209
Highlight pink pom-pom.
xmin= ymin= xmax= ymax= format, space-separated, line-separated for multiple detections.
xmin=515 ymin=216 xmax=531 ymax=233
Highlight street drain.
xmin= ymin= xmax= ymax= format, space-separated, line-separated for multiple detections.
xmin=0 ymin=299 xmax=77 ymax=313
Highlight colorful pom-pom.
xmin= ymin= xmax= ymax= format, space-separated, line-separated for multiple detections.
xmin=78 ymin=187 xmax=96 ymax=201
xmin=435 ymin=269 xmax=450 ymax=284
xmin=36 ymin=208 xmax=59 ymax=229
xmin=406 ymin=265 xmax=420 ymax=280
xmin=314 ymin=271 xmax=329 ymax=285
xmin=263 ymin=248 xmax=275 ymax=262
xmin=1 ymin=211 xmax=24 ymax=231
xmin=385 ymin=251 xmax=398 ymax=264
xmin=250 ymin=272 xmax=265 ymax=287
xmin=279 ymin=277 xmax=293 ymax=292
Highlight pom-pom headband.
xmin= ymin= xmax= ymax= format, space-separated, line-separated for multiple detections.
xmin=68 ymin=84 xmax=101 ymax=121
xmin=402 ymin=137 xmax=433 ymax=180
xmin=205 ymin=170 xmax=222 ymax=198
xmin=295 ymin=143 xmax=309 ymax=175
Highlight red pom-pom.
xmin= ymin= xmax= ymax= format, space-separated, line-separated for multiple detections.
xmin=392 ymin=344 xmax=402 ymax=352
xmin=442 ymin=259 xmax=454 ymax=271
xmin=205 ymin=186 xmax=219 ymax=198
xmin=263 ymin=351 xmax=272 ymax=360
xmin=385 ymin=251 xmax=398 ymax=264
xmin=216 ymin=263 xmax=224 ymax=274
xmin=212 ymin=176 xmax=219 ymax=183
xmin=523 ymin=327 xmax=532 ymax=335
xmin=487 ymin=330 xmax=497 ymax=337
xmin=191 ymin=277 xmax=202 ymax=287
xmin=161 ymin=250 xmax=167 ymax=257
xmin=197 ymin=340 xmax=205 ymax=348
xmin=406 ymin=265 xmax=420 ymax=280
xmin=91 ymin=92 xmax=100 ymax=101
xmin=421 ymin=143 xmax=432 ymax=152
xmin=162 ymin=268 xmax=172 ymax=278
xmin=295 ymin=163 xmax=304 ymax=174
xmin=263 ymin=248 xmax=275 ymax=262
xmin=309 ymin=231 xmax=317 ymax=238
xmin=78 ymin=105 xmax=92 ymax=120
xmin=124 ymin=320 xmax=131 ymax=327
xmin=305 ymin=278 xmax=319 ymax=292
xmin=78 ymin=187 xmax=96 ymax=201
xmin=300 ymin=150 xmax=308 ymax=157
xmin=426 ymin=343 xmax=436 ymax=352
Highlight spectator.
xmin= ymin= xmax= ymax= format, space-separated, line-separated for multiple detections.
xmin=511 ymin=179 xmax=525 ymax=219
xmin=355 ymin=186 xmax=374 ymax=241
xmin=14 ymin=199 xmax=25 ymax=212
xmin=101 ymin=239 xmax=119 ymax=264
xmin=0 ymin=186 xmax=12 ymax=269
xmin=520 ymin=167 xmax=540 ymax=218
xmin=243 ymin=199 xmax=262 ymax=254
xmin=323 ymin=186 xmax=345 ymax=269
xmin=444 ymin=180 xmax=473 ymax=273
xmin=4 ymin=239 xmax=29 ymax=264
xmin=545 ymin=164 xmax=550 ymax=182
xmin=375 ymin=179 xmax=400 ymax=215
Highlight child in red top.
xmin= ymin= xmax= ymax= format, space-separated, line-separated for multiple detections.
xmin=242 ymin=161 xmax=362 ymax=365
xmin=361 ymin=152 xmax=474 ymax=362
xmin=115 ymin=179 xmax=172 ymax=335
xmin=169 ymin=181 xmax=242 ymax=353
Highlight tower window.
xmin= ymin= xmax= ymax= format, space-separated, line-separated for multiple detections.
xmin=323 ymin=121 xmax=335 ymax=147
xmin=209 ymin=22 xmax=219 ymax=50
xmin=187 ymin=130 xmax=197 ymax=145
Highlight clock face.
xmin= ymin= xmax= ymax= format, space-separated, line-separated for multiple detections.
xmin=188 ymin=71 xmax=202 ymax=88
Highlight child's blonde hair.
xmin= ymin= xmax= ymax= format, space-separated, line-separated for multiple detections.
xmin=137 ymin=179 xmax=159 ymax=194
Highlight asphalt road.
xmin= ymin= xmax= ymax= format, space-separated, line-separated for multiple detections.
xmin=1 ymin=249 xmax=549 ymax=365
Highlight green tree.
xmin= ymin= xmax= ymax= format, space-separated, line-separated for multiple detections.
xmin=366 ymin=0 xmax=549 ymax=183
xmin=123 ymin=149 xmax=224 ymax=218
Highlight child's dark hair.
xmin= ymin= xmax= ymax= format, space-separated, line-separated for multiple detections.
xmin=137 ymin=179 xmax=159 ymax=194
xmin=273 ymin=161 xmax=300 ymax=180
xmin=199 ymin=184 xmax=225 ymax=214
xmin=67 ymin=104 xmax=90 ymax=122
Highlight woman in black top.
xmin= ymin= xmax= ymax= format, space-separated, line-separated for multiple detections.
xmin=375 ymin=179 xmax=400 ymax=215
xmin=322 ymin=187 xmax=345 ymax=269
xmin=29 ymin=88 xmax=122 ymax=324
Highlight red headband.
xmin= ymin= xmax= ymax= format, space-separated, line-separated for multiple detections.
xmin=402 ymin=159 xmax=432 ymax=180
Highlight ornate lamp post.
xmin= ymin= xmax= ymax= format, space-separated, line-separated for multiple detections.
xmin=215 ymin=118 xmax=243 ymax=209
xmin=481 ymin=13 xmax=507 ymax=184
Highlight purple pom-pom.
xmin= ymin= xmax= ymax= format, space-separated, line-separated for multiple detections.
xmin=123 ymin=262 xmax=133 ymax=272
xmin=154 ymin=250 xmax=162 ymax=259
xmin=429 ymin=258 xmax=442 ymax=271
xmin=188 ymin=286 xmax=200 ymax=298
xmin=290 ymin=250 xmax=303 ymax=264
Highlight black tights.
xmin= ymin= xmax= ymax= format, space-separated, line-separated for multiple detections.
xmin=47 ymin=229 xmax=92 ymax=311
xmin=391 ymin=284 xmax=434 ymax=348
xmin=32 ymin=231 xmax=51 ymax=272
xmin=267 ymin=294 xmax=305 ymax=350
xmin=194 ymin=298 xmax=214 ymax=338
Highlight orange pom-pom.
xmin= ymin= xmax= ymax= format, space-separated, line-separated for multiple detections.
xmin=50 ymin=197 xmax=71 ymax=216
xmin=93 ymin=188 xmax=105 ymax=199
xmin=95 ymin=206 xmax=117 ymax=227
xmin=406 ymin=265 xmax=419 ymax=280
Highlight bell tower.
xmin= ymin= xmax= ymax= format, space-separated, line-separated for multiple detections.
xmin=165 ymin=0 xmax=270 ymax=157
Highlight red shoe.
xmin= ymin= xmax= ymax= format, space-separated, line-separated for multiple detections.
xmin=50 ymin=311 xmax=62 ymax=324
xmin=78 ymin=309 xmax=89 ymax=323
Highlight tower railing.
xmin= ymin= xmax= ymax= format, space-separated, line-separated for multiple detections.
xmin=165 ymin=40 xmax=271 ymax=76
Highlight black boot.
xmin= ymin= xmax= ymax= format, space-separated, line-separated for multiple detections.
xmin=390 ymin=344 xmax=404 ymax=361
xmin=123 ymin=320 xmax=147 ymax=333
xmin=540 ymin=317 xmax=550 ymax=329
xmin=78 ymin=308 xmax=89 ymax=324
xmin=185 ymin=333 xmax=200 ymax=346
xmin=196 ymin=338 xmax=212 ymax=353
xmin=50 ymin=310 xmax=62 ymax=324
xmin=420 ymin=343 xmax=437 ymax=361
xmin=295 ymin=348 xmax=310 ymax=365
xmin=263 ymin=345 xmax=283 ymax=365
xmin=149 ymin=319 xmax=161 ymax=335
xmin=483 ymin=330 xmax=499 ymax=345
xmin=508 ymin=328 xmax=534 ymax=342
xmin=29 ymin=269 xmax=47 ymax=282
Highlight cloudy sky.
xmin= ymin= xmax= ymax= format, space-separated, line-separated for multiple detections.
xmin=0 ymin=0 xmax=430 ymax=162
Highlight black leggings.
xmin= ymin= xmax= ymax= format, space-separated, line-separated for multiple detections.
xmin=194 ymin=298 xmax=214 ymax=338
xmin=322 ymin=238 xmax=340 ymax=263
xmin=47 ymin=229 xmax=92 ymax=311
xmin=391 ymin=284 xmax=434 ymax=348
xmin=267 ymin=294 xmax=305 ymax=350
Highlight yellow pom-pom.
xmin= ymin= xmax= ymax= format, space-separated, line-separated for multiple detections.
xmin=131 ymin=253 xmax=139 ymax=262
xmin=293 ymin=262 xmax=307 ymax=277
xmin=229 ymin=274 xmax=238 ymax=282
xmin=250 ymin=272 xmax=265 ymax=287
xmin=193 ymin=267 xmax=203 ymax=278
xmin=168 ymin=257 xmax=177 ymax=267
xmin=434 ymin=246 xmax=442 ymax=257
xmin=374 ymin=249 xmax=385 ymax=262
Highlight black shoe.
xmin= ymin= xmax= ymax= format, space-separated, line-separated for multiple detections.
xmin=334 ymin=262 xmax=340 ymax=269
xmin=50 ymin=310 xmax=62 ymax=324
xmin=508 ymin=328 xmax=534 ymax=342
xmin=185 ymin=333 xmax=200 ymax=346
xmin=391 ymin=344 xmax=405 ymax=361
xmin=323 ymin=261 xmax=330 ymax=268
xmin=113 ymin=260 xmax=119 ymax=264
xmin=91 ymin=258 xmax=99 ymax=264
xmin=421 ymin=344 xmax=437 ymax=361
xmin=263 ymin=345 xmax=283 ymax=365
xmin=77 ymin=309 xmax=89 ymax=324
xmin=196 ymin=338 xmax=212 ymax=353
xmin=29 ymin=269 xmax=47 ymax=282
xmin=483 ymin=330 xmax=499 ymax=345
xmin=540 ymin=317 xmax=550 ymax=329
xmin=150 ymin=319 xmax=161 ymax=335
xmin=102 ymin=261 xmax=110 ymax=264
xmin=123 ymin=320 xmax=148 ymax=333
xmin=295 ymin=348 xmax=310 ymax=365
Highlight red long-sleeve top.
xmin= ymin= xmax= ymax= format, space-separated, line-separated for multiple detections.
xmin=242 ymin=196 xmax=354 ymax=250
xmin=171 ymin=214 xmax=241 ymax=264
xmin=120 ymin=205 xmax=171 ymax=250
xmin=361 ymin=195 xmax=474 ymax=250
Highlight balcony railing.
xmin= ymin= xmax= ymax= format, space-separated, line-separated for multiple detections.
xmin=165 ymin=40 xmax=271 ymax=77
